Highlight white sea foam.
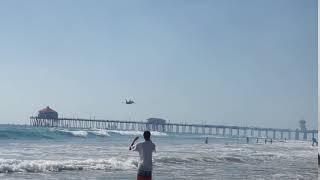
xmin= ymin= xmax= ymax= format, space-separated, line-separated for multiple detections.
xmin=53 ymin=128 xmax=166 ymax=137
xmin=107 ymin=130 xmax=167 ymax=136
xmin=107 ymin=130 xmax=140 ymax=136
xmin=0 ymin=158 xmax=138 ymax=173
xmin=57 ymin=130 xmax=88 ymax=137
xmin=271 ymin=173 xmax=304 ymax=179
xmin=89 ymin=129 xmax=110 ymax=136
xmin=150 ymin=131 xmax=168 ymax=136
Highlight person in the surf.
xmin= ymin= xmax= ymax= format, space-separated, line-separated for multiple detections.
xmin=205 ymin=137 xmax=208 ymax=144
xmin=312 ymin=137 xmax=318 ymax=146
xmin=129 ymin=131 xmax=156 ymax=180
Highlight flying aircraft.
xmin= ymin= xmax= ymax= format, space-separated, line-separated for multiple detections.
xmin=124 ymin=99 xmax=135 ymax=104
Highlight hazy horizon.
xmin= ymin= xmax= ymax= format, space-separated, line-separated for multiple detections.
xmin=0 ymin=0 xmax=317 ymax=130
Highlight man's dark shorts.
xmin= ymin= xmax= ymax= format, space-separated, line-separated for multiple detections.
xmin=137 ymin=169 xmax=152 ymax=180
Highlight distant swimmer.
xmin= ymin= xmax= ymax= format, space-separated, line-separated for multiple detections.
xmin=246 ymin=137 xmax=249 ymax=144
xmin=312 ymin=137 xmax=318 ymax=146
xmin=129 ymin=131 xmax=156 ymax=180
xmin=205 ymin=137 xmax=208 ymax=144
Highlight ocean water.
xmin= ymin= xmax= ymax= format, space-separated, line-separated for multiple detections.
xmin=0 ymin=124 xmax=317 ymax=180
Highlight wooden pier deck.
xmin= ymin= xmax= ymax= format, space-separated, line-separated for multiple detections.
xmin=30 ymin=117 xmax=317 ymax=141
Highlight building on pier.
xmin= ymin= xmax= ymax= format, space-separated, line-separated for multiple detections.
xmin=299 ymin=120 xmax=307 ymax=131
xmin=38 ymin=106 xmax=58 ymax=119
xmin=299 ymin=119 xmax=307 ymax=140
xmin=146 ymin=118 xmax=166 ymax=131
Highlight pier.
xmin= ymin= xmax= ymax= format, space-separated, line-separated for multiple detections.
xmin=29 ymin=117 xmax=317 ymax=141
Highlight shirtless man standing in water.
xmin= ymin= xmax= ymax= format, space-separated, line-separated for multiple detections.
xmin=129 ymin=131 xmax=156 ymax=180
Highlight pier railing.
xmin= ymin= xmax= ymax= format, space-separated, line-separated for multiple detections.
xmin=30 ymin=117 xmax=317 ymax=141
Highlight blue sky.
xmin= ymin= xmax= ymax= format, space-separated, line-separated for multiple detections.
xmin=0 ymin=0 xmax=317 ymax=129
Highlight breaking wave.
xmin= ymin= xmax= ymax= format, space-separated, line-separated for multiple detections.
xmin=0 ymin=158 xmax=138 ymax=173
xmin=89 ymin=129 xmax=110 ymax=136
xmin=107 ymin=130 xmax=167 ymax=136
xmin=56 ymin=129 xmax=88 ymax=137
xmin=0 ymin=125 xmax=167 ymax=139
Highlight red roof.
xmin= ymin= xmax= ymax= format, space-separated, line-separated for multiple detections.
xmin=39 ymin=106 xmax=57 ymax=113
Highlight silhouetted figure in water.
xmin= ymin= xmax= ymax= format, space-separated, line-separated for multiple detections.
xmin=270 ymin=139 xmax=272 ymax=144
xmin=284 ymin=138 xmax=287 ymax=142
xmin=265 ymin=139 xmax=267 ymax=144
xmin=205 ymin=137 xmax=208 ymax=144
xmin=246 ymin=137 xmax=249 ymax=144
xmin=312 ymin=137 xmax=318 ymax=146
xmin=256 ymin=138 xmax=258 ymax=143
xmin=318 ymin=154 xmax=320 ymax=165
